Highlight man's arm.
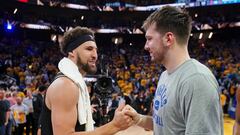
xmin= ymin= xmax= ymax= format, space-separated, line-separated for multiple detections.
xmin=48 ymin=78 xmax=133 ymax=135
xmin=234 ymin=86 xmax=240 ymax=135
xmin=5 ymin=111 xmax=10 ymax=125
xmin=123 ymin=105 xmax=153 ymax=130
xmin=5 ymin=100 xmax=10 ymax=126
xmin=78 ymin=104 xmax=133 ymax=135
xmin=181 ymin=74 xmax=223 ymax=134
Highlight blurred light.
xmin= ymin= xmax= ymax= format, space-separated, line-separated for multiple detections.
xmin=133 ymin=3 xmax=185 ymax=11
xmin=20 ymin=23 xmax=50 ymax=30
xmin=229 ymin=22 xmax=240 ymax=27
xmin=133 ymin=28 xmax=143 ymax=34
xmin=195 ymin=13 xmax=198 ymax=18
xmin=59 ymin=26 xmax=65 ymax=32
xmin=127 ymin=29 xmax=132 ymax=34
xmin=208 ymin=32 xmax=213 ymax=39
xmin=199 ymin=33 xmax=203 ymax=39
xmin=201 ymin=24 xmax=213 ymax=30
xmin=96 ymin=29 xmax=119 ymax=33
xmin=66 ymin=26 xmax=73 ymax=32
xmin=112 ymin=37 xmax=123 ymax=45
xmin=13 ymin=8 xmax=18 ymax=14
xmin=190 ymin=33 xmax=193 ymax=36
xmin=51 ymin=35 xmax=57 ymax=42
xmin=7 ymin=24 xmax=12 ymax=30
xmin=114 ymin=38 xmax=118 ymax=44
xmin=5 ymin=20 xmax=14 ymax=32
xmin=18 ymin=0 xmax=29 ymax=3
xmin=130 ymin=43 xmax=132 ymax=46
xmin=65 ymin=3 xmax=88 ymax=10
xmin=235 ymin=22 xmax=240 ymax=26
xmin=133 ymin=6 xmax=147 ymax=11
xmin=194 ymin=25 xmax=200 ymax=30
xmin=84 ymin=77 xmax=97 ymax=82
xmin=81 ymin=16 xmax=84 ymax=20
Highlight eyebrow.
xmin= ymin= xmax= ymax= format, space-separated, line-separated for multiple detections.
xmin=85 ymin=45 xmax=98 ymax=50
xmin=145 ymin=35 xmax=151 ymax=38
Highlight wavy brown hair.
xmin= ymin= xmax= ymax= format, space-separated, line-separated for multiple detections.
xmin=60 ymin=26 xmax=94 ymax=55
xmin=142 ymin=6 xmax=192 ymax=45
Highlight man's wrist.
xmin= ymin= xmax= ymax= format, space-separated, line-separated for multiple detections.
xmin=136 ymin=114 xmax=143 ymax=125
xmin=108 ymin=121 xmax=121 ymax=134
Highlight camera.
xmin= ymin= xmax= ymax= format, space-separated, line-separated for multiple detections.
xmin=94 ymin=76 xmax=113 ymax=99
xmin=85 ymin=75 xmax=114 ymax=125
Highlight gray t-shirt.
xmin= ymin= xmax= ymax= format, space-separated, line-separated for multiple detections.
xmin=153 ymin=59 xmax=223 ymax=135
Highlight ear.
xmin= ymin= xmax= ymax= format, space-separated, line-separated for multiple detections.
xmin=68 ymin=50 xmax=75 ymax=58
xmin=163 ymin=32 xmax=175 ymax=47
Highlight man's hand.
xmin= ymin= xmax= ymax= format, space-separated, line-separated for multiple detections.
xmin=91 ymin=104 xmax=98 ymax=113
xmin=37 ymin=128 xmax=41 ymax=135
xmin=111 ymin=104 xmax=135 ymax=131
xmin=123 ymin=105 xmax=142 ymax=125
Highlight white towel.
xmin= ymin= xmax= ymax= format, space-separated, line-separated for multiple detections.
xmin=58 ymin=57 xmax=94 ymax=131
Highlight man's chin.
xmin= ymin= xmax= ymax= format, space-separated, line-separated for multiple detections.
xmin=87 ymin=68 xmax=97 ymax=75
xmin=151 ymin=58 xmax=156 ymax=62
xmin=151 ymin=58 xmax=160 ymax=64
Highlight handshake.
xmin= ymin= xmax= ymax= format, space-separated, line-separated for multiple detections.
xmin=110 ymin=104 xmax=143 ymax=131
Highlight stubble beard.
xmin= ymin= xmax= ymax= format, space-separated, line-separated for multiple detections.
xmin=76 ymin=55 xmax=97 ymax=75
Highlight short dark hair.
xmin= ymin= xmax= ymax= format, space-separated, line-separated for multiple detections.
xmin=38 ymin=85 xmax=47 ymax=92
xmin=86 ymin=82 xmax=93 ymax=86
xmin=60 ymin=27 xmax=95 ymax=55
xmin=142 ymin=6 xmax=192 ymax=45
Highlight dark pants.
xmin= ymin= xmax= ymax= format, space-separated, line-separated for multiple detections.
xmin=223 ymin=103 xmax=229 ymax=114
xmin=5 ymin=119 xmax=13 ymax=135
xmin=26 ymin=113 xmax=34 ymax=135
xmin=0 ymin=125 xmax=6 ymax=135
xmin=33 ymin=118 xmax=39 ymax=135
xmin=13 ymin=123 xmax=25 ymax=135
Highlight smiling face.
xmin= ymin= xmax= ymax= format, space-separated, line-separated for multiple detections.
xmin=75 ymin=41 xmax=98 ymax=75
xmin=144 ymin=24 xmax=168 ymax=65
xmin=142 ymin=6 xmax=192 ymax=66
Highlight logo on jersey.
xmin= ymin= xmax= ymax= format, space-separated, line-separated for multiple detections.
xmin=154 ymin=84 xmax=167 ymax=110
xmin=153 ymin=84 xmax=167 ymax=127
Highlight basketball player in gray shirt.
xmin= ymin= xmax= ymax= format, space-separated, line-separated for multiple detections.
xmin=124 ymin=6 xmax=223 ymax=135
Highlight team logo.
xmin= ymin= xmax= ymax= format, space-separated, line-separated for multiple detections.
xmin=154 ymin=84 xmax=167 ymax=110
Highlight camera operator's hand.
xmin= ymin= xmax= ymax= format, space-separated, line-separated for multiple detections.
xmin=123 ymin=105 xmax=142 ymax=125
xmin=110 ymin=104 xmax=134 ymax=131
xmin=91 ymin=104 xmax=98 ymax=113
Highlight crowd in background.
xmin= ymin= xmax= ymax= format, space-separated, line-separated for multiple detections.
xmin=0 ymin=36 xmax=239 ymax=134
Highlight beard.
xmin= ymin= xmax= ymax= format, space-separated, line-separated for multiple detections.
xmin=155 ymin=50 xmax=165 ymax=64
xmin=76 ymin=54 xmax=97 ymax=75
xmin=151 ymin=48 xmax=165 ymax=64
